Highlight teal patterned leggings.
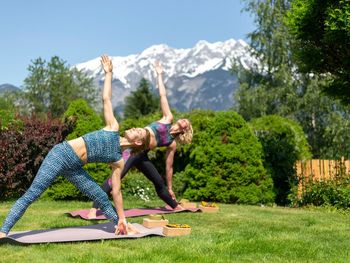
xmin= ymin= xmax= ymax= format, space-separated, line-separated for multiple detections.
xmin=0 ymin=141 xmax=119 ymax=234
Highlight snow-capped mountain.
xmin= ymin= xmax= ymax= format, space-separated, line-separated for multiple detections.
xmin=74 ymin=39 xmax=256 ymax=113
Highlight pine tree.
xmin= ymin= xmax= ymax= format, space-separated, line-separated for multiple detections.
xmin=123 ymin=78 xmax=159 ymax=119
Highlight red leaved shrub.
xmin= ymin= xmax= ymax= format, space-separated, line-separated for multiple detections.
xmin=0 ymin=116 xmax=70 ymax=199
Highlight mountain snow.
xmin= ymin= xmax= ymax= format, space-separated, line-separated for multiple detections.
xmin=74 ymin=39 xmax=257 ymax=113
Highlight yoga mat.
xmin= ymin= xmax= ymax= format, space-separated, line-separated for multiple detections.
xmin=0 ymin=223 xmax=163 ymax=245
xmin=67 ymin=207 xmax=201 ymax=220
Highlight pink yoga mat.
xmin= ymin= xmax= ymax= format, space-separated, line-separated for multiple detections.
xmin=67 ymin=207 xmax=201 ymax=220
xmin=0 ymin=222 xmax=163 ymax=245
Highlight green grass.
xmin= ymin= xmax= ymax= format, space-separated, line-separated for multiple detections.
xmin=1 ymin=199 xmax=350 ymax=262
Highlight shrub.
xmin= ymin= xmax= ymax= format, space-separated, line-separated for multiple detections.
xmin=182 ymin=111 xmax=275 ymax=204
xmin=0 ymin=110 xmax=21 ymax=130
xmin=294 ymin=177 xmax=350 ymax=209
xmin=250 ymin=115 xmax=311 ymax=205
xmin=0 ymin=116 xmax=69 ymax=199
xmin=121 ymin=170 xmax=158 ymax=201
xmin=62 ymin=99 xmax=103 ymax=140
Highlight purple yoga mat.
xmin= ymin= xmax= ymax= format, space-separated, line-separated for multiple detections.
xmin=67 ymin=207 xmax=201 ymax=220
xmin=0 ymin=223 xmax=163 ymax=245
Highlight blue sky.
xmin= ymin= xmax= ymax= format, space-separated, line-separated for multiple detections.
xmin=0 ymin=0 xmax=255 ymax=87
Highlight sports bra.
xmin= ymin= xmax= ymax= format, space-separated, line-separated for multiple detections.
xmin=82 ymin=129 xmax=122 ymax=163
xmin=147 ymin=121 xmax=175 ymax=147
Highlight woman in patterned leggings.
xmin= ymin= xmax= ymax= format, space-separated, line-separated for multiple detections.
xmin=0 ymin=55 xmax=150 ymax=237
xmin=88 ymin=60 xmax=193 ymax=218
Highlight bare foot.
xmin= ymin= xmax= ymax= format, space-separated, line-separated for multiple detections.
xmin=174 ymin=204 xmax=185 ymax=211
xmin=0 ymin=232 xmax=6 ymax=238
xmin=87 ymin=208 xmax=97 ymax=219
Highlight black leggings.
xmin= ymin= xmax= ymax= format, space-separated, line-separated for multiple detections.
xmin=92 ymin=151 xmax=178 ymax=209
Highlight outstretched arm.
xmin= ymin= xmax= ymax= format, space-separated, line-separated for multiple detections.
xmin=110 ymin=160 xmax=127 ymax=234
xmin=101 ymin=55 xmax=119 ymax=131
xmin=154 ymin=61 xmax=173 ymax=123
xmin=165 ymin=141 xmax=177 ymax=200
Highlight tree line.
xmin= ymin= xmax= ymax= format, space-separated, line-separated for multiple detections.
xmin=234 ymin=0 xmax=350 ymax=159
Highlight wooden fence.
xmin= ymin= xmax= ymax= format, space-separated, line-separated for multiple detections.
xmin=295 ymin=158 xmax=350 ymax=194
xmin=296 ymin=158 xmax=350 ymax=181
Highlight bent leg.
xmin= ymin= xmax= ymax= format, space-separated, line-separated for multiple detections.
xmin=135 ymin=154 xmax=178 ymax=209
xmin=64 ymin=168 xmax=119 ymax=224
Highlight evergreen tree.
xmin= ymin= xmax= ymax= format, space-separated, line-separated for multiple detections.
xmin=23 ymin=56 xmax=97 ymax=118
xmin=123 ymin=78 xmax=159 ymax=119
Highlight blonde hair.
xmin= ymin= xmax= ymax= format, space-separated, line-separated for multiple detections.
xmin=175 ymin=121 xmax=193 ymax=144
xmin=130 ymin=129 xmax=151 ymax=154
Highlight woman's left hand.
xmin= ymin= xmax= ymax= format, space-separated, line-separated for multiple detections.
xmin=154 ymin=60 xmax=163 ymax=75
xmin=115 ymin=219 xmax=127 ymax=235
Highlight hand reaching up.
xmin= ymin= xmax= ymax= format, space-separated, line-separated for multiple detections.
xmin=101 ymin=55 xmax=113 ymax=74
xmin=154 ymin=60 xmax=163 ymax=76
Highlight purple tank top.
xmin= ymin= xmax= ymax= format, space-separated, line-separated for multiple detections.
xmin=147 ymin=121 xmax=174 ymax=147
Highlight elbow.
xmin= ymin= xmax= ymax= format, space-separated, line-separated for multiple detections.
xmin=102 ymin=96 xmax=111 ymax=102
xmin=111 ymin=188 xmax=121 ymax=197
xmin=166 ymin=166 xmax=173 ymax=174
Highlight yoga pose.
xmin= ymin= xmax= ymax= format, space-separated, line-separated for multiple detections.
xmin=0 ymin=55 xmax=150 ymax=237
xmin=87 ymin=60 xmax=193 ymax=218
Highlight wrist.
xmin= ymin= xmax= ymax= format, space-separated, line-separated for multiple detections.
xmin=119 ymin=218 xmax=127 ymax=224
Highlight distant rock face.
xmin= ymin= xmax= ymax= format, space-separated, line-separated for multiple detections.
xmin=0 ymin=84 xmax=20 ymax=94
xmin=74 ymin=39 xmax=257 ymax=112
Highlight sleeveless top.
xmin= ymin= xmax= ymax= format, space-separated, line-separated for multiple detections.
xmin=82 ymin=129 xmax=122 ymax=163
xmin=147 ymin=121 xmax=175 ymax=147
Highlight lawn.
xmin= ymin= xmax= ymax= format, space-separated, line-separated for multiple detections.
xmin=1 ymin=198 xmax=350 ymax=263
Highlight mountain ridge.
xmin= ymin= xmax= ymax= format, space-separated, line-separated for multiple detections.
xmin=74 ymin=38 xmax=256 ymax=112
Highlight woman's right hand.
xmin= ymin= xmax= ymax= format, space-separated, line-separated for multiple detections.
xmin=101 ymin=55 xmax=113 ymax=74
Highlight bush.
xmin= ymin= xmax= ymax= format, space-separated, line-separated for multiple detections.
xmin=250 ymin=115 xmax=311 ymax=205
xmin=62 ymin=99 xmax=103 ymax=140
xmin=294 ymin=177 xmax=350 ymax=209
xmin=121 ymin=170 xmax=158 ymax=201
xmin=182 ymin=111 xmax=275 ymax=204
xmin=0 ymin=110 xmax=21 ymax=130
xmin=0 ymin=116 xmax=69 ymax=199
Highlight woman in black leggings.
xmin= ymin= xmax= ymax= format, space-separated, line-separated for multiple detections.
xmin=87 ymin=60 xmax=193 ymax=218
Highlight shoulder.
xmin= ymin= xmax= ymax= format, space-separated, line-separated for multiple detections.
xmin=110 ymin=159 xmax=124 ymax=169
xmin=167 ymin=140 xmax=177 ymax=150
xmin=103 ymin=123 xmax=119 ymax=132
xmin=158 ymin=116 xmax=173 ymax=125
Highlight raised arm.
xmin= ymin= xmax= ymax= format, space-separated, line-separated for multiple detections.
xmin=154 ymin=61 xmax=173 ymax=123
xmin=101 ymin=55 xmax=119 ymax=131
xmin=165 ymin=141 xmax=177 ymax=200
